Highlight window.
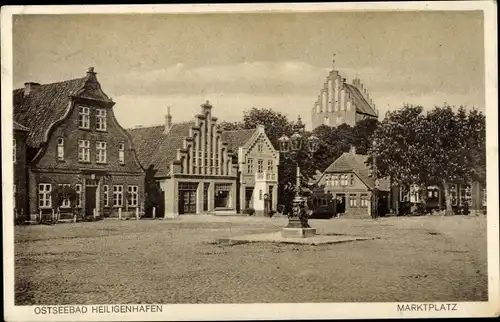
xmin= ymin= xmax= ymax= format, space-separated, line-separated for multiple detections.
xmin=247 ymin=159 xmax=254 ymax=174
xmin=333 ymin=175 xmax=339 ymax=187
xmin=349 ymin=194 xmax=358 ymax=207
xmin=324 ymin=174 xmax=330 ymax=187
xmin=103 ymin=185 xmax=109 ymax=207
xmin=58 ymin=184 xmax=71 ymax=208
xmin=360 ymin=193 xmax=369 ymax=207
xmin=96 ymin=141 xmax=107 ymax=163
xmin=96 ymin=109 xmax=107 ymax=131
xmin=340 ymin=174 xmax=348 ymax=186
xmin=38 ymin=183 xmax=52 ymax=208
xmin=198 ymin=151 xmax=202 ymax=170
xmin=257 ymin=159 xmax=264 ymax=173
xmin=118 ymin=143 xmax=125 ymax=164
xmin=57 ymin=138 xmax=64 ymax=161
xmin=113 ymin=185 xmax=123 ymax=207
xmin=13 ymin=138 xmax=16 ymax=163
xmin=258 ymin=141 xmax=263 ymax=152
xmin=75 ymin=184 xmax=82 ymax=207
xmin=78 ymin=106 xmax=90 ymax=129
xmin=78 ymin=140 xmax=90 ymax=162
xmin=350 ymin=174 xmax=355 ymax=186
xmin=267 ymin=160 xmax=273 ymax=172
xmin=259 ymin=189 xmax=263 ymax=200
xmin=128 ymin=185 xmax=139 ymax=207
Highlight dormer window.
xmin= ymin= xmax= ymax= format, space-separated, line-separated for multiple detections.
xmin=96 ymin=109 xmax=107 ymax=131
xmin=57 ymin=138 xmax=64 ymax=161
xmin=119 ymin=143 xmax=125 ymax=164
xmin=78 ymin=106 xmax=90 ymax=129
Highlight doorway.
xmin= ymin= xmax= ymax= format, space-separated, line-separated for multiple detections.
xmin=178 ymin=182 xmax=198 ymax=214
xmin=85 ymin=186 xmax=97 ymax=217
xmin=336 ymin=194 xmax=346 ymax=214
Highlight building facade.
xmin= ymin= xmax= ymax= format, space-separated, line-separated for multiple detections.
xmin=13 ymin=68 xmax=145 ymax=221
xmin=129 ymin=103 xmax=280 ymax=217
xmin=130 ymin=102 xmax=239 ymax=217
xmin=13 ymin=121 xmax=30 ymax=221
xmin=311 ymin=146 xmax=392 ymax=218
xmin=399 ymin=182 xmax=486 ymax=214
xmin=222 ymin=125 xmax=280 ymax=215
xmin=311 ymin=60 xmax=378 ymax=129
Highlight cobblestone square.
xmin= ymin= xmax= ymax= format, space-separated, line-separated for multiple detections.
xmin=14 ymin=215 xmax=488 ymax=304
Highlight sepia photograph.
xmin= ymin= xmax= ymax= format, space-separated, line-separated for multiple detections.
xmin=2 ymin=2 xmax=498 ymax=321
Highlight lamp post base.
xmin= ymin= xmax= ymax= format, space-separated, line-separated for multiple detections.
xmin=282 ymin=227 xmax=317 ymax=238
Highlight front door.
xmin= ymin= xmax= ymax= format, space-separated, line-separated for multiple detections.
xmin=336 ymin=194 xmax=346 ymax=214
xmin=85 ymin=187 xmax=97 ymax=217
xmin=178 ymin=182 xmax=198 ymax=214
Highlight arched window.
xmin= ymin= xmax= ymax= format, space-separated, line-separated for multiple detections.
xmin=186 ymin=146 xmax=191 ymax=174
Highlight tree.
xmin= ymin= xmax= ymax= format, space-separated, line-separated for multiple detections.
xmin=352 ymin=118 xmax=380 ymax=154
xmin=420 ymin=105 xmax=485 ymax=215
xmin=240 ymin=107 xmax=294 ymax=148
xmin=218 ymin=121 xmax=242 ymax=131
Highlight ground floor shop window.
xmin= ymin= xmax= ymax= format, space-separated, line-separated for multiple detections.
xmin=58 ymin=183 xmax=71 ymax=208
xmin=215 ymin=183 xmax=232 ymax=208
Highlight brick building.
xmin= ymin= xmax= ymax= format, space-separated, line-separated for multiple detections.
xmin=311 ymin=59 xmax=378 ymax=129
xmin=311 ymin=146 xmax=392 ymax=218
xmin=13 ymin=121 xmax=30 ymax=221
xmin=222 ymin=125 xmax=280 ymax=215
xmin=129 ymin=102 xmax=280 ymax=217
xmin=13 ymin=67 xmax=145 ymax=221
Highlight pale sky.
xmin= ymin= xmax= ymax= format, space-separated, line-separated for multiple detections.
xmin=13 ymin=11 xmax=485 ymax=129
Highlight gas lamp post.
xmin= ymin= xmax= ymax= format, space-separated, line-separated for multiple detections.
xmin=278 ymin=116 xmax=320 ymax=238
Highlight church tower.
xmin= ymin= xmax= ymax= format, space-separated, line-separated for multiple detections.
xmin=311 ymin=54 xmax=379 ymax=130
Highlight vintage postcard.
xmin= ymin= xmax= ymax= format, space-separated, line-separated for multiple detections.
xmin=2 ymin=2 xmax=499 ymax=321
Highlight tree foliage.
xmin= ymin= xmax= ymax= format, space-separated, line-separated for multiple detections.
xmin=368 ymin=104 xmax=486 ymax=215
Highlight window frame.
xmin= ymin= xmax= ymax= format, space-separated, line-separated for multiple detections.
xmin=57 ymin=138 xmax=65 ymax=161
xmin=349 ymin=193 xmax=358 ymax=207
xmin=95 ymin=108 xmax=107 ymax=131
xmin=58 ymin=183 xmax=71 ymax=208
xmin=113 ymin=185 xmax=124 ymax=208
xmin=257 ymin=159 xmax=264 ymax=173
xmin=96 ymin=141 xmax=107 ymax=164
xmin=118 ymin=143 xmax=125 ymax=165
xmin=78 ymin=106 xmax=90 ymax=129
xmin=247 ymin=158 xmax=254 ymax=174
xmin=127 ymin=185 xmax=139 ymax=207
xmin=78 ymin=139 xmax=91 ymax=162
xmin=103 ymin=185 xmax=109 ymax=207
xmin=38 ymin=183 xmax=52 ymax=208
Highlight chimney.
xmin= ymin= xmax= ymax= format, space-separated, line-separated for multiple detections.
xmin=164 ymin=106 xmax=172 ymax=134
xmin=87 ymin=67 xmax=96 ymax=75
xmin=349 ymin=146 xmax=356 ymax=154
xmin=24 ymin=82 xmax=41 ymax=97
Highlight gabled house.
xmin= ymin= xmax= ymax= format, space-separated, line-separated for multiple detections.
xmin=13 ymin=67 xmax=145 ymax=221
xmin=222 ymin=125 xmax=280 ymax=215
xmin=129 ymin=102 xmax=239 ymax=217
xmin=312 ymin=146 xmax=392 ymax=218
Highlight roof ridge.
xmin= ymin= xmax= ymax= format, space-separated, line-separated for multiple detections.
xmin=14 ymin=77 xmax=86 ymax=92
xmin=221 ymin=128 xmax=256 ymax=132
